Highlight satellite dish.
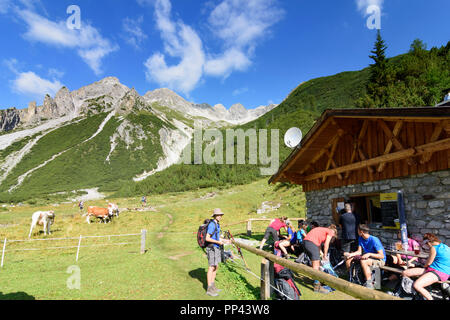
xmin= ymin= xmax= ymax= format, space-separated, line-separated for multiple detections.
xmin=284 ymin=127 xmax=303 ymax=149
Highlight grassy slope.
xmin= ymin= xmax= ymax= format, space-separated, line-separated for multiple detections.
xmin=0 ymin=179 xmax=353 ymax=300
xmin=0 ymin=110 xmax=169 ymax=202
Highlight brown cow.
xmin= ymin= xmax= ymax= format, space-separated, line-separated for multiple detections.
xmin=84 ymin=206 xmax=111 ymax=224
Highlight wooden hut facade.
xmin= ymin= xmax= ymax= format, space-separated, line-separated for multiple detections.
xmin=270 ymin=107 xmax=450 ymax=245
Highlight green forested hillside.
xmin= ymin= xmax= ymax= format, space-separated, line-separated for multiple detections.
xmin=117 ymin=39 xmax=450 ymax=198
xmin=0 ymin=110 xmax=168 ymax=203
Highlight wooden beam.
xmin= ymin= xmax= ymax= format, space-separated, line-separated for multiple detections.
xmin=234 ymin=240 xmax=401 ymax=300
xmin=377 ymin=119 xmax=417 ymax=167
xmin=325 ymin=149 xmax=343 ymax=180
xmin=377 ymin=120 xmax=403 ymax=172
xmin=420 ymin=120 xmax=447 ymax=164
xmin=302 ymin=137 xmax=450 ymax=182
xmin=283 ymin=172 xmax=304 ymax=184
xmin=344 ymin=120 xmax=372 ymax=179
xmin=322 ymin=136 xmax=340 ymax=183
xmin=299 ymin=129 xmax=344 ymax=175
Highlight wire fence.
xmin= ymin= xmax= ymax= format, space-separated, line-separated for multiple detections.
xmin=0 ymin=230 xmax=147 ymax=268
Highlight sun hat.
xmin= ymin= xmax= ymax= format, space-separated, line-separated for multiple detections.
xmin=211 ymin=208 xmax=225 ymax=217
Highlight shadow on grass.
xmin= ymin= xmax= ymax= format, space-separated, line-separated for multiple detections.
xmin=222 ymin=262 xmax=259 ymax=299
xmin=188 ymin=268 xmax=208 ymax=291
xmin=0 ymin=291 xmax=35 ymax=300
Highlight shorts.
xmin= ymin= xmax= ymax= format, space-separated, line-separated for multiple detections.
xmin=304 ymin=240 xmax=320 ymax=261
xmin=369 ymin=258 xmax=385 ymax=268
xmin=341 ymin=239 xmax=358 ymax=253
xmin=426 ymin=267 xmax=450 ymax=282
xmin=263 ymin=227 xmax=279 ymax=242
xmin=206 ymin=246 xmax=222 ymax=267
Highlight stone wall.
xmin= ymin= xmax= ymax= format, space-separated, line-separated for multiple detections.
xmin=305 ymin=169 xmax=450 ymax=246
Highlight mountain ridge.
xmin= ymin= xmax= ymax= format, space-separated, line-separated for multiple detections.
xmin=1 ymin=77 xmax=277 ymax=133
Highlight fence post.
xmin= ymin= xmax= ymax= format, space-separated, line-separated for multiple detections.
xmin=141 ymin=229 xmax=147 ymax=254
xmin=76 ymin=235 xmax=82 ymax=262
xmin=260 ymin=258 xmax=274 ymax=300
xmin=1 ymin=238 xmax=6 ymax=268
xmin=247 ymin=220 xmax=252 ymax=237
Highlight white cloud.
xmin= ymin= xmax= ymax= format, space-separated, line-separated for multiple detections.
xmin=122 ymin=16 xmax=148 ymax=49
xmin=205 ymin=48 xmax=250 ymax=77
xmin=204 ymin=0 xmax=284 ymax=77
xmin=144 ymin=0 xmax=283 ymax=95
xmin=11 ymin=71 xmax=63 ymax=98
xmin=48 ymin=68 xmax=64 ymax=79
xmin=4 ymin=58 xmax=63 ymax=99
xmin=356 ymin=0 xmax=384 ymax=15
xmin=16 ymin=8 xmax=118 ymax=75
xmin=144 ymin=0 xmax=205 ymax=95
xmin=232 ymin=87 xmax=249 ymax=96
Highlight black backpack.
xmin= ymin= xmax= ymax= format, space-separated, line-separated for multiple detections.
xmin=197 ymin=219 xmax=218 ymax=248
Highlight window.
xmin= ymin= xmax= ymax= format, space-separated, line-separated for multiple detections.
xmin=332 ymin=193 xmax=382 ymax=226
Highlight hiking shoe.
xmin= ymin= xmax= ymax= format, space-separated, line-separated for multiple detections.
xmin=364 ymin=281 xmax=374 ymax=289
xmin=206 ymin=286 xmax=218 ymax=297
xmin=313 ymin=281 xmax=321 ymax=292
xmin=212 ymin=283 xmax=222 ymax=293
xmin=314 ymin=284 xmax=331 ymax=294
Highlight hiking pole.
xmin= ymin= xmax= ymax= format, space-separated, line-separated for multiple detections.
xmin=333 ymin=259 xmax=346 ymax=269
xmin=226 ymin=230 xmax=250 ymax=270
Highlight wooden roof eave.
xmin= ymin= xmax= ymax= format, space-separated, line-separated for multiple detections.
xmin=269 ymin=106 xmax=450 ymax=185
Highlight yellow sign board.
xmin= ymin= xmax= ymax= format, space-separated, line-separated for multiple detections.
xmin=380 ymin=193 xmax=398 ymax=202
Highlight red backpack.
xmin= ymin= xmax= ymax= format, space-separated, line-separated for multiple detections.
xmin=197 ymin=219 xmax=218 ymax=248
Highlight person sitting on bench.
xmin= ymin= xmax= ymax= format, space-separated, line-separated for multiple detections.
xmin=402 ymin=233 xmax=450 ymax=300
xmin=344 ymin=224 xmax=386 ymax=289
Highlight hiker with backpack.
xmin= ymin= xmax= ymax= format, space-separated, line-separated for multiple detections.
xmin=259 ymin=216 xmax=289 ymax=250
xmin=401 ymin=233 xmax=450 ymax=300
xmin=203 ymin=208 xmax=231 ymax=297
xmin=344 ymin=224 xmax=386 ymax=289
xmin=302 ymin=224 xmax=338 ymax=293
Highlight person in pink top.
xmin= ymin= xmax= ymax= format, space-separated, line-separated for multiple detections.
xmin=259 ymin=217 xmax=288 ymax=250
xmin=385 ymin=231 xmax=420 ymax=281
xmin=303 ymin=224 xmax=337 ymax=293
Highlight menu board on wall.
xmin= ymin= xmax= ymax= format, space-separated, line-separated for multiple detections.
xmin=380 ymin=193 xmax=399 ymax=228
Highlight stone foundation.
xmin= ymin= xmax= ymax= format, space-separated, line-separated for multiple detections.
xmin=305 ymin=169 xmax=450 ymax=246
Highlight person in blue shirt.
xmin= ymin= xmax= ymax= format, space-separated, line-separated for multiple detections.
xmin=278 ymin=221 xmax=296 ymax=257
xmin=205 ymin=208 xmax=231 ymax=297
xmin=297 ymin=220 xmax=308 ymax=244
xmin=402 ymin=233 xmax=450 ymax=300
xmin=344 ymin=224 xmax=386 ymax=289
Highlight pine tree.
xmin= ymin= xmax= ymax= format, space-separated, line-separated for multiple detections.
xmin=366 ymin=30 xmax=391 ymax=108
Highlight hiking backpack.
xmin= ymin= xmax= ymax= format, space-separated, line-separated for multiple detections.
xmin=197 ymin=219 xmax=218 ymax=249
xmin=274 ymin=268 xmax=301 ymax=300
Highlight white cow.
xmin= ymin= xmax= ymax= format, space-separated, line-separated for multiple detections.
xmin=108 ymin=203 xmax=119 ymax=218
xmin=28 ymin=211 xmax=55 ymax=238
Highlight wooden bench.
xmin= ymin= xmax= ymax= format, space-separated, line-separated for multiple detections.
xmin=379 ymin=265 xmax=450 ymax=284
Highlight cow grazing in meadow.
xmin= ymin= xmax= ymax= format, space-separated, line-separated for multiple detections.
xmin=28 ymin=211 xmax=55 ymax=238
xmin=84 ymin=206 xmax=111 ymax=224
xmin=107 ymin=203 xmax=119 ymax=218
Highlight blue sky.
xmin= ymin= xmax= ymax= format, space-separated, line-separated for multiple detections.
xmin=0 ymin=0 xmax=449 ymax=110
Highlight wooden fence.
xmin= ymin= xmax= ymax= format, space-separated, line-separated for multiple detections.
xmin=1 ymin=230 xmax=147 ymax=268
xmin=233 ymin=240 xmax=401 ymax=300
